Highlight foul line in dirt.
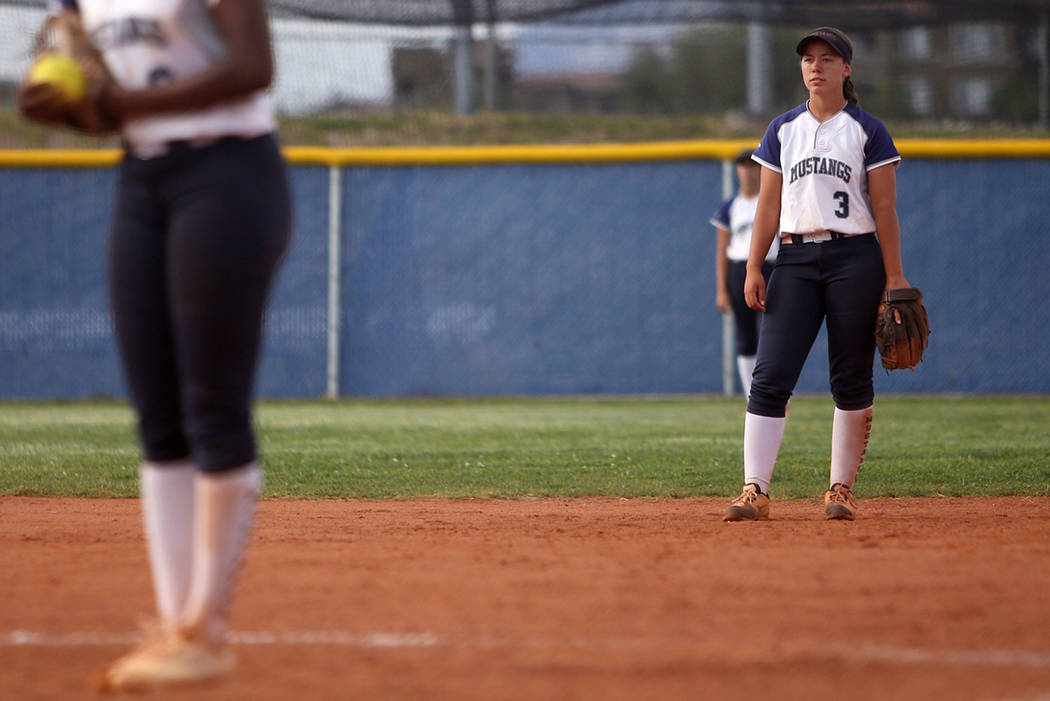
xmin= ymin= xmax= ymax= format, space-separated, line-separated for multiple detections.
xmin=4 ymin=630 xmax=1049 ymax=669
xmin=3 ymin=631 xmax=440 ymax=648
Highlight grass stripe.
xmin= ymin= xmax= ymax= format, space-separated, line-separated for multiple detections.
xmin=0 ymin=396 xmax=1047 ymax=498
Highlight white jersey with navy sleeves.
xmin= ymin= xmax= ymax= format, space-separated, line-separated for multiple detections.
xmin=55 ymin=0 xmax=275 ymax=157
xmin=711 ymin=194 xmax=778 ymax=263
xmin=751 ymin=103 xmax=900 ymax=237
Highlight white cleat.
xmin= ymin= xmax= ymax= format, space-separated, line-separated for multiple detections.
xmin=97 ymin=626 xmax=234 ymax=692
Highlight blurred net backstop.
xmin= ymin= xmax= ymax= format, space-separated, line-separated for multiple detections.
xmin=1 ymin=1 xmax=1049 ymax=124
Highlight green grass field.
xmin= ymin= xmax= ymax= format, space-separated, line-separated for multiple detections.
xmin=0 ymin=396 xmax=1047 ymax=499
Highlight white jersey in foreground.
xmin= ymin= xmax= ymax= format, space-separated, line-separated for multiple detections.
xmin=57 ymin=0 xmax=275 ymax=157
xmin=751 ymin=102 xmax=900 ymax=237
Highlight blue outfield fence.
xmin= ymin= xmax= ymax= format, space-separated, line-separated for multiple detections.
xmin=1 ymin=143 xmax=1048 ymax=399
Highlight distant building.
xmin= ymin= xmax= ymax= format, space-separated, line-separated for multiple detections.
xmin=865 ymin=24 xmax=1025 ymax=120
xmin=393 ymin=41 xmax=512 ymax=110
xmin=512 ymin=73 xmax=621 ymax=112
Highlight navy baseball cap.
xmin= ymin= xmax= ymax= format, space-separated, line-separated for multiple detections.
xmin=734 ymin=149 xmax=756 ymax=165
xmin=796 ymin=27 xmax=853 ymax=63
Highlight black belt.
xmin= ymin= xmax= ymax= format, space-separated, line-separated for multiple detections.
xmin=125 ymin=135 xmax=248 ymax=160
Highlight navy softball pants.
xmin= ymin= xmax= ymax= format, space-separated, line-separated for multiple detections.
xmin=747 ymin=234 xmax=885 ymax=418
xmin=728 ymin=260 xmax=773 ymax=356
xmin=108 ymin=135 xmax=291 ymax=472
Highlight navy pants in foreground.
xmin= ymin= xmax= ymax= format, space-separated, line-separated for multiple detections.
xmin=108 ymin=135 xmax=291 ymax=472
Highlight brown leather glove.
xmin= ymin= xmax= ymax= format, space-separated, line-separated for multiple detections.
xmin=875 ymin=288 xmax=931 ymax=371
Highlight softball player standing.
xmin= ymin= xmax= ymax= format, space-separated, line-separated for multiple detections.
xmin=19 ymin=0 xmax=290 ymax=690
xmin=722 ymin=27 xmax=910 ymax=522
xmin=711 ymin=149 xmax=778 ymax=397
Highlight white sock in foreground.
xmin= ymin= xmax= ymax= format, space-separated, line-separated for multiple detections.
xmin=829 ymin=406 xmax=873 ymax=488
xmin=743 ymin=412 xmax=786 ymax=494
xmin=736 ymin=355 xmax=757 ymax=397
xmin=180 ymin=463 xmax=261 ymax=643
xmin=140 ymin=461 xmax=196 ymax=626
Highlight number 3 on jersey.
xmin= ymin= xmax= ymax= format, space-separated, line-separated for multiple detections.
xmin=833 ymin=191 xmax=850 ymax=218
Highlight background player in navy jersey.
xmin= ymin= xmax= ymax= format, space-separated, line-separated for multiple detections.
xmin=19 ymin=0 xmax=290 ymax=690
xmin=712 ymin=149 xmax=778 ymax=398
xmin=722 ymin=27 xmax=910 ymax=523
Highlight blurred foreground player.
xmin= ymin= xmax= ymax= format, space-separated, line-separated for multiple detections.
xmin=19 ymin=0 xmax=290 ymax=690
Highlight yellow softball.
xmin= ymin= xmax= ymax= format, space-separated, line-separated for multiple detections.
xmin=27 ymin=53 xmax=87 ymax=102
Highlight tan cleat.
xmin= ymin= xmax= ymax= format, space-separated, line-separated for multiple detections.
xmin=97 ymin=625 xmax=234 ymax=693
xmin=824 ymin=482 xmax=858 ymax=520
xmin=722 ymin=483 xmax=770 ymax=521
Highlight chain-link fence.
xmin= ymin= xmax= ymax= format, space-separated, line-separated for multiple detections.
xmin=2 ymin=1 xmax=1049 ymax=125
xmin=3 ymin=150 xmax=1050 ymax=398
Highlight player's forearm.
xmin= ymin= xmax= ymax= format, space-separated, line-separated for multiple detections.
xmin=874 ymin=210 xmax=907 ymax=287
xmin=746 ymin=213 xmax=778 ymax=271
xmin=867 ymin=164 xmax=907 ymax=287
xmin=100 ymin=61 xmax=269 ymax=120
xmin=715 ymin=230 xmax=730 ymax=290
xmin=716 ymin=260 xmax=728 ymax=291
xmin=99 ymin=0 xmax=273 ymax=120
xmin=748 ymin=168 xmax=782 ymax=270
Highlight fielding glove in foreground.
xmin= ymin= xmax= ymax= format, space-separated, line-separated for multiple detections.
xmin=875 ymin=287 xmax=930 ymax=371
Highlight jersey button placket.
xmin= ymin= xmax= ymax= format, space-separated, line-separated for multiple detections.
xmin=813 ymin=123 xmax=830 ymax=153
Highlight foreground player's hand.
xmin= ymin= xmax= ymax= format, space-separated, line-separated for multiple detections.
xmin=18 ymin=80 xmax=117 ymax=133
xmin=17 ymin=82 xmax=71 ymax=125
xmin=744 ymin=268 xmax=766 ymax=311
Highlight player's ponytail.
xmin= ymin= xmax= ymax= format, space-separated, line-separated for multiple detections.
xmin=843 ymin=76 xmax=859 ymax=105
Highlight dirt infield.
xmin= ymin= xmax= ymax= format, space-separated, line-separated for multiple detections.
xmin=2 ymin=496 xmax=1049 ymax=700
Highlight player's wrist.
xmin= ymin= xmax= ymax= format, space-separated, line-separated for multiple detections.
xmin=884 ymin=273 xmax=908 ymax=290
xmin=93 ymin=80 xmax=123 ymax=125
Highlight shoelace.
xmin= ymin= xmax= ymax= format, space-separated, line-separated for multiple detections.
xmin=827 ymin=487 xmax=852 ymax=504
xmin=734 ymin=487 xmax=759 ymax=505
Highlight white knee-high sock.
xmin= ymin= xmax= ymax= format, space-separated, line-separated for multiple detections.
xmin=829 ymin=406 xmax=873 ymax=488
xmin=736 ymin=355 xmax=757 ymax=397
xmin=180 ymin=463 xmax=261 ymax=642
xmin=743 ymin=412 xmax=786 ymax=494
xmin=140 ymin=461 xmax=196 ymax=626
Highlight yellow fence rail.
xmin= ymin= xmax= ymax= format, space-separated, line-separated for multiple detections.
xmin=1 ymin=139 xmax=1050 ymax=168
